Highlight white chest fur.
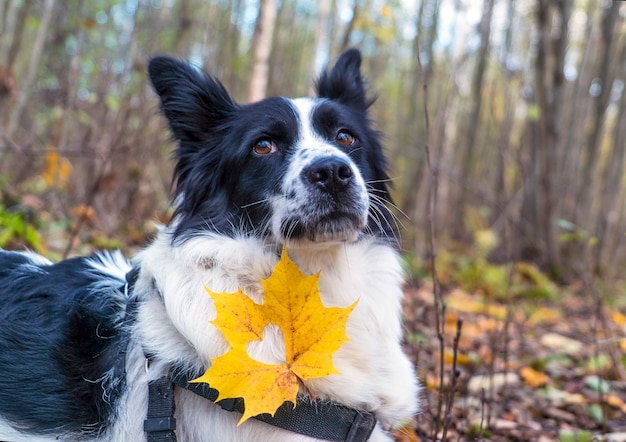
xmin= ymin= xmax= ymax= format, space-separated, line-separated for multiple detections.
xmin=131 ymin=232 xmax=419 ymax=441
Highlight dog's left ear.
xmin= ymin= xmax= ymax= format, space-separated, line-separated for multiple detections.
xmin=315 ymin=48 xmax=370 ymax=109
xmin=147 ymin=56 xmax=238 ymax=144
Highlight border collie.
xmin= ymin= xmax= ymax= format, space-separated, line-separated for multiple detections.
xmin=0 ymin=49 xmax=419 ymax=441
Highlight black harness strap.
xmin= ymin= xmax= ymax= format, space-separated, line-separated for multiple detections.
xmin=143 ymin=377 xmax=176 ymax=442
xmin=172 ymin=372 xmax=377 ymax=441
xmin=124 ymin=268 xmax=377 ymax=442
xmin=122 ymin=268 xmax=177 ymax=442
xmin=145 ymin=378 xmax=177 ymax=442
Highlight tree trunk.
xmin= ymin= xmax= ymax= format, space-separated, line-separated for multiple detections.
xmin=247 ymin=0 xmax=278 ymax=102
xmin=577 ymin=0 xmax=620 ymax=236
xmin=309 ymin=0 xmax=332 ymax=94
xmin=559 ymin=0 xmax=597 ymax=214
xmin=168 ymin=0 xmax=195 ymax=55
xmin=339 ymin=2 xmax=359 ymax=53
xmin=4 ymin=2 xmax=29 ymax=73
xmin=519 ymin=0 xmax=570 ymax=277
xmin=0 ymin=0 xmax=5 ymax=35
xmin=400 ymin=0 xmax=429 ymax=241
xmin=492 ymin=0 xmax=516 ymax=227
xmin=5 ymin=0 xmax=56 ymax=140
xmin=593 ymin=38 xmax=626 ymax=274
xmin=0 ymin=0 xmax=19 ymax=67
xmin=424 ymin=0 xmax=440 ymax=79
xmin=216 ymin=0 xmax=242 ymax=93
xmin=453 ymin=0 xmax=495 ymax=239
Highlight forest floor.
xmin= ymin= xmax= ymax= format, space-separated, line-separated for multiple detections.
xmin=397 ymin=282 xmax=626 ymax=442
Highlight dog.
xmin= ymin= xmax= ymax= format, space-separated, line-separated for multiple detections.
xmin=0 ymin=48 xmax=419 ymax=441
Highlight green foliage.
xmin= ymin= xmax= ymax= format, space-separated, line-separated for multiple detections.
xmin=403 ymin=331 xmax=425 ymax=346
xmin=559 ymin=429 xmax=593 ymax=442
xmin=514 ymin=262 xmax=559 ymax=300
xmin=88 ymin=234 xmax=124 ymax=251
xmin=0 ymin=204 xmax=45 ymax=253
xmin=452 ymin=253 xmax=512 ymax=299
xmin=585 ymin=375 xmax=611 ymax=395
xmin=464 ymin=423 xmax=492 ymax=439
xmin=430 ymin=230 xmax=559 ymax=301
xmin=433 ymin=208 xmax=559 ymax=299
xmin=541 ymin=354 xmax=575 ymax=377
xmin=587 ymin=403 xmax=605 ymax=425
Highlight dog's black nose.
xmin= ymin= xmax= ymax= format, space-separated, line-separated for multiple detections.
xmin=305 ymin=157 xmax=354 ymax=194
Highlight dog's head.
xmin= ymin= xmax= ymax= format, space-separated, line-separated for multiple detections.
xmin=148 ymin=49 xmax=396 ymax=246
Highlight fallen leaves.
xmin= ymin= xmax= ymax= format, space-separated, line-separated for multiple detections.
xmin=393 ymin=427 xmax=420 ymax=442
xmin=466 ymin=372 xmax=520 ymax=394
xmin=402 ymin=283 xmax=626 ymax=441
xmin=193 ymin=246 xmax=357 ymax=424
xmin=519 ymin=366 xmax=549 ymax=388
xmin=539 ymin=332 xmax=584 ymax=355
xmin=41 ymin=150 xmax=72 ymax=188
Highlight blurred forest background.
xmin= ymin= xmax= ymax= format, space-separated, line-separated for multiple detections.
xmin=2 ymin=1 xmax=626 ymax=440
xmin=1 ymin=0 xmax=625 ymax=283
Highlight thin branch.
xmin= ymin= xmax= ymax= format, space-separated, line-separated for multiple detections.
xmin=416 ymin=35 xmax=449 ymax=439
xmin=62 ymin=108 xmax=130 ymax=258
xmin=478 ymin=388 xmax=487 ymax=441
xmin=441 ymin=318 xmax=463 ymax=442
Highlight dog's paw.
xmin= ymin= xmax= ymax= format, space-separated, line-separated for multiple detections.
xmin=376 ymin=363 xmax=421 ymax=428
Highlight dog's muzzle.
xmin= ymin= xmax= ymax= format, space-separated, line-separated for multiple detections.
xmin=277 ymin=156 xmax=368 ymax=243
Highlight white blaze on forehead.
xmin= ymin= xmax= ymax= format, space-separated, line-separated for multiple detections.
xmin=291 ymin=97 xmax=333 ymax=153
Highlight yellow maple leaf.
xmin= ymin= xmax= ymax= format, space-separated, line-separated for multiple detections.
xmin=193 ymin=246 xmax=358 ymax=425
xmin=206 ymin=287 xmax=265 ymax=346
xmin=197 ymin=347 xmax=299 ymax=423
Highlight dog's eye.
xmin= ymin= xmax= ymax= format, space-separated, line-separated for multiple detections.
xmin=335 ymin=130 xmax=355 ymax=148
xmin=253 ymin=139 xmax=277 ymax=155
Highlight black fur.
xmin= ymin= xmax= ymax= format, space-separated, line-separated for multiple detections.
xmin=315 ymin=48 xmax=374 ymax=109
xmin=0 ymin=252 xmax=128 ymax=434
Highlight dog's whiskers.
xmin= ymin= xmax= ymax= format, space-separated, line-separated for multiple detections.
xmin=368 ymin=205 xmax=399 ymax=244
xmin=365 ymin=182 xmax=409 ymax=220
xmin=241 ymin=198 xmax=270 ymax=209
xmin=364 ymin=176 xmax=398 ymax=186
xmin=366 ymin=191 xmax=403 ymax=244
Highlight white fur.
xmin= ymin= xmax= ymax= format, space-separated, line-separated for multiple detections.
xmin=102 ymin=230 xmax=419 ymax=441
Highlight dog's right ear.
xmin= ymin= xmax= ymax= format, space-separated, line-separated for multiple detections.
xmin=315 ymin=48 xmax=371 ymax=110
xmin=147 ymin=56 xmax=238 ymax=143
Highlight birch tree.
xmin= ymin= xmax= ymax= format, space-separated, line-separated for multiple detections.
xmin=248 ymin=0 xmax=278 ymax=102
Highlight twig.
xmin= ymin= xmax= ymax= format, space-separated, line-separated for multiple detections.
xmin=416 ymin=38 xmax=450 ymax=440
xmin=589 ymin=275 xmax=607 ymax=432
xmin=483 ymin=260 xmax=516 ymax=429
xmin=477 ymin=388 xmax=487 ymax=442
xmin=581 ymin=271 xmax=625 ymax=436
xmin=435 ymin=301 xmax=446 ymax=437
xmin=62 ymin=109 xmax=129 ymax=258
xmin=588 ymin=279 xmax=626 ymax=381
xmin=441 ymin=318 xmax=463 ymax=442
xmin=62 ymin=155 xmax=107 ymax=258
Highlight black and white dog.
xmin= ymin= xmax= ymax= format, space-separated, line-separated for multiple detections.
xmin=0 ymin=49 xmax=419 ymax=441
